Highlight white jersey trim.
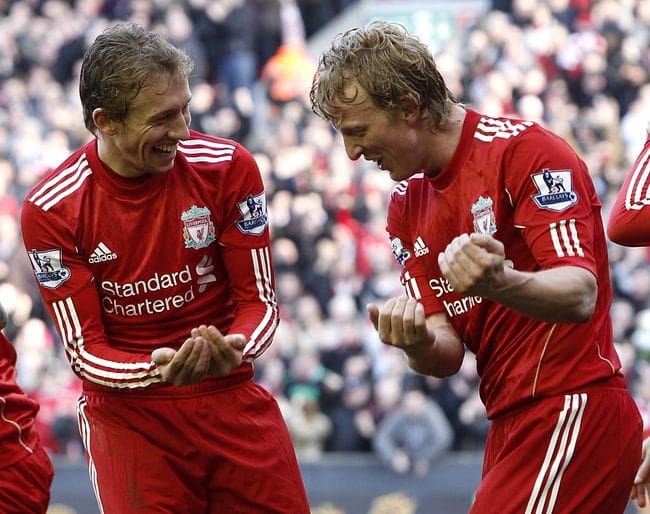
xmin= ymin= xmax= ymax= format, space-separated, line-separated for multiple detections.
xmin=77 ymin=397 xmax=104 ymax=514
xmin=549 ymin=219 xmax=584 ymax=258
xmin=243 ymin=246 xmax=279 ymax=358
xmin=28 ymin=154 xmax=93 ymax=212
xmin=52 ymin=297 xmax=162 ymax=389
xmin=623 ymin=146 xmax=650 ymax=210
xmin=179 ymin=138 xmax=235 ymax=164
xmin=475 ymin=117 xmax=534 ymax=143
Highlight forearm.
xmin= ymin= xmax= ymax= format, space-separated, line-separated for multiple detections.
xmin=485 ymin=265 xmax=596 ymax=323
xmin=404 ymin=323 xmax=464 ymax=378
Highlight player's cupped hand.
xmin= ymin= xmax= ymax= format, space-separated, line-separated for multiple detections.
xmin=151 ymin=337 xmax=212 ymax=386
xmin=151 ymin=325 xmax=245 ymax=385
xmin=367 ymin=296 xmax=428 ymax=350
xmin=190 ymin=324 xmax=245 ymax=376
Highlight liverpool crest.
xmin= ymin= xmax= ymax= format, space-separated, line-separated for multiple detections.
xmin=471 ymin=196 xmax=497 ymax=235
xmin=181 ymin=205 xmax=216 ymax=249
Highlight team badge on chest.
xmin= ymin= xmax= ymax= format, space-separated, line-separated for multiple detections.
xmin=471 ymin=196 xmax=497 ymax=235
xmin=181 ymin=205 xmax=216 ymax=249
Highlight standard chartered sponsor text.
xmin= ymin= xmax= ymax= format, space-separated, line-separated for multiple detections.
xmin=429 ymin=276 xmax=482 ymax=317
xmin=101 ymin=265 xmax=195 ymax=316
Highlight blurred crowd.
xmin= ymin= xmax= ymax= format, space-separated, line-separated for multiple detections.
xmin=1 ymin=0 xmax=650 ymax=472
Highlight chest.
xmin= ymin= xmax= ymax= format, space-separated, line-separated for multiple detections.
xmin=74 ymin=177 xmax=227 ymax=283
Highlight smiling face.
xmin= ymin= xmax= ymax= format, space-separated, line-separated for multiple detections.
xmin=96 ymin=73 xmax=191 ymax=178
xmin=333 ymin=83 xmax=424 ymax=182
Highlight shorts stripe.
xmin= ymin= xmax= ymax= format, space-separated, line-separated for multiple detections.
xmin=78 ymin=396 xmax=105 ymax=514
xmin=525 ymin=393 xmax=587 ymax=514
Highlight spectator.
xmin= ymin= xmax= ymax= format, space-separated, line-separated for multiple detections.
xmin=285 ymin=383 xmax=333 ymax=460
xmin=373 ymin=388 xmax=453 ymax=476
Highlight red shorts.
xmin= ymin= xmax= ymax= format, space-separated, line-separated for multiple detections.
xmin=78 ymin=372 xmax=310 ymax=514
xmin=470 ymin=379 xmax=642 ymax=514
xmin=0 ymin=443 xmax=54 ymax=514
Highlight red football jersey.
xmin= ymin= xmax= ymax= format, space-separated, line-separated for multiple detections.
xmin=21 ymin=130 xmax=278 ymax=390
xmin=0 ymin=332 xmax=40 ymax=468
xmin=607 ymin=133 xmax=650 ymax=246
xmin=387 ymin=109 xmax=621 ymax=419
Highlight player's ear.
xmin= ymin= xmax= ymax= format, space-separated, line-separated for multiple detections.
xmin=92 ymin=108 xmax=118 ymax=136
xmin=398 ymin=94 xmax=420 ymax=123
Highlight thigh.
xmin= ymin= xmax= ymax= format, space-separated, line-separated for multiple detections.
xmin=471 ymin=389 xmax=642 ymax=514
xmin=0 ymin=443 xmax=54 ymax=514
xmin=78 ymin=395 xmax=208 ymax=514
xmin=205 ymin=383 xmax=310 ymax=514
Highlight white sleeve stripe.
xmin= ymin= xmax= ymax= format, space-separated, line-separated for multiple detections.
xmin=558 ymin=221 xmax=575 ymax=257
xmin=179 ymin=139 xmax=236 ymax=150
xmin=28 ymin=154 xmax=87 ymax=203
xmin=525 ymin=393 xmax=587 ymax=514
xmin=549 ymin=223 xmax=564 ymax=257
xmin=51 ymin=298 xmax=162 ymax=387
xmin=183 ymin=156 xmax=234 ymax=164
xmin=549 ymin=220 xmax=583 ymax=258
xmin=625 ymin=147 xmax=650 ymax=209
xmin=402 ymin=271 xmax=422 ymax=300
xmin=30 ymin=159 xmax=89 ymax=206
xmin=41 ymin=169 xmax=93 ymax=211
xmin=62 ymin=297 xmax=154 ymax=371
xmin=568 ymin=219 xmax=584 ymax=257
xmin=179 ymin=147 xmax=234 ymax=157
xmin=245 ymin=246 xmax=279 ymax=356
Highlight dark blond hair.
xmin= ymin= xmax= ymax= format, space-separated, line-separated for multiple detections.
xmin=310 ymin=21 xmax=457 ymax=129
xmin=79 ymin=23 xmax=194 ymax=134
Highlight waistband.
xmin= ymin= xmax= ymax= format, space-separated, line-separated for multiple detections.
xmin=82 ymin=362 xmax=253 ymax=399
xmin=492 ymin=373 xmax=630 ymax=422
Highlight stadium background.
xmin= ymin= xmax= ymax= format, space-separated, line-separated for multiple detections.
xmin=1 ymin=0 xmax=648 ymax=512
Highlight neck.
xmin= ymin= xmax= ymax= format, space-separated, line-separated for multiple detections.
xmin=423 ymin=104 xmax=466 ymax=176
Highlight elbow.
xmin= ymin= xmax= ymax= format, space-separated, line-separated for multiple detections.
xmin=571 ymin=301 xmax=595 ymax=324
xmin=567 ymin=281 xmax=597 ymax=324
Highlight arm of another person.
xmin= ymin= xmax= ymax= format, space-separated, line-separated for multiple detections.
xmin=632 ymin=437 xmax=650 ymax=507
xmin=607 ymin=132 xmax=650 ymax=247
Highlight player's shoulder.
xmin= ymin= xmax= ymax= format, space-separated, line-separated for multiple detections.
xmin=178 ymin=130 xmax=252 ymax=171
xmin=23 ymin=142 xmax=94 ymax=214
xmin=389 ymin=173 xmax=427 ymax=202
xmin=472 ymin=112 xmax=539 ymax=146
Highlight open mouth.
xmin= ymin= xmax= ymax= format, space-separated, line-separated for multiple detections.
xmin=153 ymin=143 xmax=177 ymax=158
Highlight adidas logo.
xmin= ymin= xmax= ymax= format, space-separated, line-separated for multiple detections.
xmin=88 ymin=242 xmax=118 ymax=264
xmin=414 ymin=236 xmax=429 ymax=257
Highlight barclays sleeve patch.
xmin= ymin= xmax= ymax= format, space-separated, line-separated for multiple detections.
xmin=390 ymin=236 xmax=412 ymax=267
xmin=530 ymin=168 xmax=578 ymax=212
xmin=236 ymin=192 xmax=268 ymax=236
xmin=27 ymin=248 xmax=71 ymax=289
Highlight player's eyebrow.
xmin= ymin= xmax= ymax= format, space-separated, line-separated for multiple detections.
xmin=339 ymin=123 xmax=367 ymax=136
xmin=148 ymin=99 xmax=191 ymax=123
